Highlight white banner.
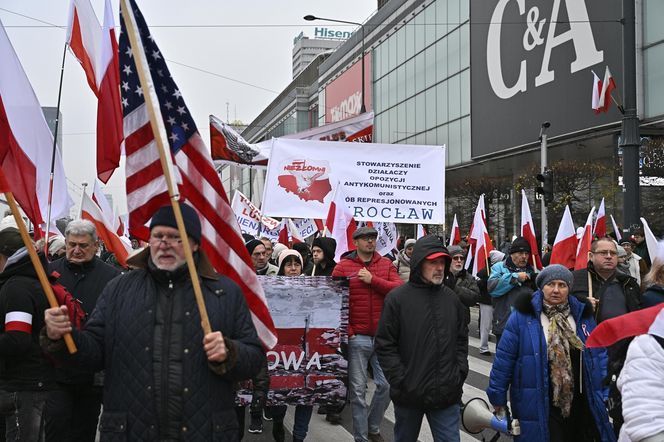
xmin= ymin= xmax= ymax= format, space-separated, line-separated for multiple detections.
xmin=375 ymin=222 xmax=398 ymax=256
xmin=262 ymin=138 xmax=445 ymax=224
xmin=292 ymin=218 xmax=319 ymax=240
xmin=230 ymin=191 xmax=280 ymax=236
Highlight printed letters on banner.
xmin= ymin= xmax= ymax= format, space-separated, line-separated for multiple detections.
xmin=230 ymin=190 xmax=280 ymax=236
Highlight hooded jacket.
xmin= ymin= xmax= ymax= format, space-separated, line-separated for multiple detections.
xmin=375 ymin=235 xmax=469 ymax=409
xmin=332 ymin=249 xmax=402 ymax=337
xmin=487 ymin=291 xmax=615 ymax=442
xmin=309 ymin=237 xmax=337 ymax=276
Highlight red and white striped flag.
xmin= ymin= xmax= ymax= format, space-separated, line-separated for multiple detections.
xmin=593 ymin=197 xmax=606 ymax=238
xmin=0 ymin=19 xmax=73 ymax=238
xmin=92 ymin=180 xmax=122 ymax=235
xmin=325 ymin=184 xmax=357 ymax=262
xmin=66 ymin=0 xmax=123 ymax=183
xmin=591 ymin=71 xmax=602 ymax=113
xmin=520 ymin=190 xmax=543 ymax=270
xmin=119 ymin=0 xmax=276 ymax=348
xmin=4 ymin=311 xmax=32 ymax=333
xmin=81 ymin=191 xmax=131 ymax=267
xmin=278 ymin=218 xmax=304 ymax=245
xmin=575 ymin=206 xmax=596 ymax=271
xmin=598 ymin=66 xmax=616 ymax=113
xmin=550 ymin=205 xmax=577 ymax=269
xmin=448 ymin=214 xmax=461 ymax=246
xmin=468 ymin=204 xmax=493 ymax=276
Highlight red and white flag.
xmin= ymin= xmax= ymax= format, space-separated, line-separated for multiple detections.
xmin=468 ymin=204 xmax=493 ymax=276
xmin=587 ymin=304 xmax=664 ymax=348
xmin=550 ymin=205 xmax=578 ymax=269
xmin=120 ymin=1 xmax=276 ymax=348
xmin=4 ymin=311 xmax=32 ymax=333
xmin=520 ymin=190 xmax=543 ymax=270
xmin=593 ymin=197 xmax=606 ymax=238
xmin=325 ymin=184 xmax=357 ymax=262
xmin=81 ymin=191 xmax=131 ymax=267
xmin=92 ymin=180 xmax=122 ymax=234
xmin=66 ymin=0 xmax=123 ymax=183
xmin=448 ymin=214 xmax=461 ymax=246
xmin=575 ymin=206 xmax=596 ymax=271
xmin=591 ymin=71 xmax=602 ymax=113
xmin=0 ymin=19 xmax=73 ymax=237
xmin=598 ymin=66 xmax=616 ymax=113
xmin=610 ymin=214 xmax=622 ymax=242
xmin=282 ymin=218 xmax=304 ymax=244
xmin=416 ymin=224 xmax=427 ymax=239
xmin=640 ymin=217 xmax=664 ymax=266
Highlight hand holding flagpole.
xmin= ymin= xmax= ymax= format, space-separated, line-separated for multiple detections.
xmin=120 ymin=0 xmax=211 ymax=335
xmin=0 ymin=170 xmax=76 ymax=353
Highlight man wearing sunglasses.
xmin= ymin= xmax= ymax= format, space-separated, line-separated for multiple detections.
xmin=446 ymin=245 xmax=480 ymax=325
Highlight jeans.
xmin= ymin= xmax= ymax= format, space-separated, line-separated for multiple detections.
xmin=45 ymin=384 xmax=102 ymax=442
xmin=478 ymin=304 xmax=494 ymax=353
xmin=271 ymin=405 xmax=313 ymax=440
xmin=394 ymin=404 xmax=460 ymax=442
xmin=5 ymin=391 xmax=48 ymax=442
xmin=348 ymin=335 xmax=391 ymax=442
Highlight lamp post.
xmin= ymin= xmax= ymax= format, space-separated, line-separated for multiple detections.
xmin=304 ymin=14 xmax=366 ymax=114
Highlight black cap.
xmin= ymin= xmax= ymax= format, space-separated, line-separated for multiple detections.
xmin=0 ymin=228 xmax=24 ymax=257
xmin=149 ymin=203 xmax=201 ymax=244
xmin=509 ymin=236 xmax=531 ymax=254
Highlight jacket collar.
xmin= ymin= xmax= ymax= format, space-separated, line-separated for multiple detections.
xmin=126 ymin=247 xmax=219 ymax=280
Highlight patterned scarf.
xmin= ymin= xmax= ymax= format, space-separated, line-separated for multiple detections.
xmin=542 ymin=302 xmax=585 ymax=417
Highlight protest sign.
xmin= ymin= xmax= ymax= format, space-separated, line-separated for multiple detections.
xmin=262 ymin=138 xmax=445 ymax=224
xmin=237 ymin=277 xmax=349 ymax=407
xmin=230 ymin=190 xmax=280 ymax=236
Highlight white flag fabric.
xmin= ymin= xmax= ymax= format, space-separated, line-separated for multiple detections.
xmin=325 ymin=184 xmax=357 ymax=262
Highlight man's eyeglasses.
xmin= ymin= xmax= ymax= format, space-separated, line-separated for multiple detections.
xmin=592 ymin=250 xmax=618 ymax=257
xmin=149 ymin=234 xmax=183 ymax=247
xmin=451 ymin=256 xmax=465 ymax=262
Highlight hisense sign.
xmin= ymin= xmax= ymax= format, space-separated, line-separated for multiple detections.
xmin=314 ymin=27 xmax=352 ymax=40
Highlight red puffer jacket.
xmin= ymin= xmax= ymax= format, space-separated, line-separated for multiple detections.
xmin=332 ymin=251 xmax=402 ymax=337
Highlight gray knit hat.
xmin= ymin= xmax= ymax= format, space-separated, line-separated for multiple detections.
xmin=535 ymin=264 xmax=574 ymax=290
xmin=447 ymin=245 xmax=465 ymax=257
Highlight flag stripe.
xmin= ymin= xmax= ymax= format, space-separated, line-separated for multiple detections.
xmin=5 ymin=311 xmax=32 ymax=333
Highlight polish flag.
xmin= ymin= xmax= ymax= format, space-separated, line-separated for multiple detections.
xmin=520 ymin=190 xmax=543 ymax=270
xmin=598 ymin=66 xmax=616 ymax=113
xmin=574 ymin=206 xmax=596 ymax=271
xmin=550 ymin=205 xmax=578 ymax=269
xmin=325 ymin=184 xmax=357 ymax=262
xmin=277 ymin=219 xmax=289 ymax=246
xmin=587 ymin=304 xmax=664 ymax=349
xmin=416 ymin=224 xmax=427 ymax=239
xmin=92 ymin=180 xmax=121 ymax=234
xmin=448 ymin=214 xmax=461 ymax=246
xmin=4 ymin=311 xmax=32 ymax=333
xmin=591 ymin=71 xmax=602 ymax=113
xmin=593 ymin=198 xmax=606 ymax=238
xmin=0 ymin=20 xmax=73 ymax=238
xmin=468 ymin=206 xmax=492 ymax=276
xmin=640 ymin=217 xmax=664 ymax=266
xmin=287 ymin=218 xmax=304 ymax=244
xmin=81 ymin=191 xmax=131 ymax=267
xmin=610 ymin=214 xmax=622 ymax=242
xmin=66 ymin=0 xmax=123 ymax=183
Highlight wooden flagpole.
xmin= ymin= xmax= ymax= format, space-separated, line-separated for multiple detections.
xmin=120 ymin=0 xmax=211 ymax=334
xmin=3 ymin=184 xmax=77 ymax=353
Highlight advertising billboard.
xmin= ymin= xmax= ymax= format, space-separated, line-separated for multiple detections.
xmin=325 ymin=53 xmax=373 ymax=123
xmin=470 ymin=0 xmax=623 ymax=157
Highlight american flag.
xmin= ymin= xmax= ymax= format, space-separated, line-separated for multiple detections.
xmin=119 ymin=0 xmax=277 ymax=348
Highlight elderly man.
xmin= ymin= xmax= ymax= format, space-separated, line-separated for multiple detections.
xmin=376 ymin=235 xmax=468 ymax=441
xmin=619 ymin=239 xmax=645 ymax=285
xmin=45 ymin=220 xmax=121 ymax=442
xmin=447 ymin=245 xmax=480 ymax=322
xmin=488 ymin=237 xmax=536 ymax=347
xmin=43 ymin=203 xmax=265 ymax=441
xmin=246 ymin=239 xmax=278 ymax=276
xmin=332 ymin=226 xmax=402 ymax=442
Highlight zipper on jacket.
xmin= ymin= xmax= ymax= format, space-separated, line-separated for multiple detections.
xmin=159 ymin=279 xmax=174 ymax=436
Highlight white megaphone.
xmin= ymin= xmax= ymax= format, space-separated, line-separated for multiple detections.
xmin=461 ymin=397 xmax=520 ymax=436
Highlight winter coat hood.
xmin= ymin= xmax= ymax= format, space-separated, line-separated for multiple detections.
xmin=409 ymin=235 xmax=451 ymax=284
xmin=312 ymin=237 xmax=337 ymax=266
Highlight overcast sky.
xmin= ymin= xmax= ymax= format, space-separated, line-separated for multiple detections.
xmin=1 ymin=0 xmax=376 ymax=215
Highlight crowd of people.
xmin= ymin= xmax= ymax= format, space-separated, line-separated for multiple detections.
xmin=0 ymin=203 xmax=661 ymax=441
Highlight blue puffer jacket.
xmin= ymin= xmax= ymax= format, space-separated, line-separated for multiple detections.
xmin=486 ymin=291 xmax=615 ymax=442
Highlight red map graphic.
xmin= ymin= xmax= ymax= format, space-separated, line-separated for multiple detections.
xmin=278 ymin=175 xmax=332 ymax=203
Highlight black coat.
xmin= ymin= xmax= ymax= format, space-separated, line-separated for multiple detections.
xmin=44 ymin=249 xmax=265 ymax=441
xmin=0 ymin=252 xmax=55 ymax=391
xmin=375 ymin=235 xmax=468 ymax=409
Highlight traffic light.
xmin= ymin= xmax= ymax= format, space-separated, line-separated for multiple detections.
xmin=536 ymin=169 xmax=554 ymax=205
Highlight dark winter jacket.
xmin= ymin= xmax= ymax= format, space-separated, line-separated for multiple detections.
xmin=0 ymin=251 xmax=55 ymax=392
xmin=310 ymin=237 xmax=337 ymax=276
xmin=570 ymin=262 xmax=641 ymax=322
xmin=642 ymin=284 xmax=664 ymax=308
xmin=332 ymin=250 xmax=402 ymax=337
xmin=375 ymin=235 xmax=468 ymax=409
xmin=488 ymin=257 xmax=536 ymax=336
xmin=48 ymin=256 xmax=121 ymax=385
xmin=43 ymin=248 xmax=265 ymax=441
xmin=486 ymin=291 xmax=615 ymax=442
